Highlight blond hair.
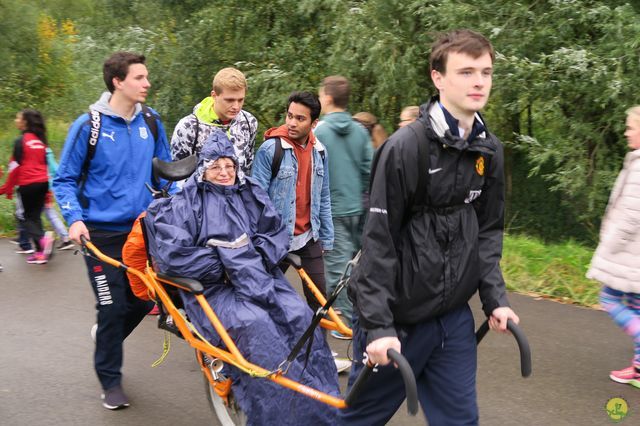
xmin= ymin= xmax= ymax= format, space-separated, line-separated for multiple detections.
xmin=212 ymin=67 xmax=247 ymax=94
xmin=400 ymin=106 xmax=419 ymax=120
xmin=353 ymin=111 xmax=388 ymax=149
xmin=626 ymin=106 xmax=640 ymax=125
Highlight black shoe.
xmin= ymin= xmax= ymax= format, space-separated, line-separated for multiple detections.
xmin=58 ymin=240 xmax=75 ymax=251
xmin=101 ymin=385 xmax=130 ymax=410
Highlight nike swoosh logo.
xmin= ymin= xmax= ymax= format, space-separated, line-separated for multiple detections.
xmin=428 ymin=168 xmax=442 ymax=175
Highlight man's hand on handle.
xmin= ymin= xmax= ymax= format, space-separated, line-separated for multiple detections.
xmin=489 ymin=307 xmax=519 ymax=333
xmin=69 ymin=221 xmax=90 ymax=245
xmin=366 ymin=336 xmax=401 ymax=366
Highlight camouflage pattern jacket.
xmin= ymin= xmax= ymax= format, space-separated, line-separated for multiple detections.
xmin=170 ymin=99 xmax=258 ymax=177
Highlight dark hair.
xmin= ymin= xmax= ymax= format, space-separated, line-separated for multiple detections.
xmin=287 ymin=91 xmax=321 ymax=121
xmin=20 ymin=109 xmax=48 ymax=145
xmin=103 ymin=52 xmax=146 ymax=93
xmin=321 ymin=75 xmax=350 ymax=109
xmin=429 ymin=29 xmax=494 ymax=74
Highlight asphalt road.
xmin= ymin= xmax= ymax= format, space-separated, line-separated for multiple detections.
xmin=1 ymin=238 xmax=638 ymax=425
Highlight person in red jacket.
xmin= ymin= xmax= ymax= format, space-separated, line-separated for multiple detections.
xmin=12 ymin=109 xmax=54 ymax=264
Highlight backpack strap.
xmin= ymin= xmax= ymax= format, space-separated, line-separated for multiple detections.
xmin=141 ymin=105 xmax=159 ymax=142
xmin=83 ymin=110 xmax=102 ymax=172
xmin=269 ymin=137 xmax=325 ymax=180
xmin=241 ymin=110 xmax=256 ymax=142
xmin=78 ymin=110 xmax=102 ymax=208
xmin=409 ymin=119 xmax=431 ymax=211
xmin=191 ymin=113 xmax=200 ymax=155
xmin=271 ymin=137 xmax=283 ymax=180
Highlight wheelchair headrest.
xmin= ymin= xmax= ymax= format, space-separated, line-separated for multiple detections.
xmin=153 ymin=155 xmax=198 ymax=182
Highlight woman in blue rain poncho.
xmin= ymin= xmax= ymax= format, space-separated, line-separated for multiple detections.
xmin=144 ymin=129 xmax=339 ymax=425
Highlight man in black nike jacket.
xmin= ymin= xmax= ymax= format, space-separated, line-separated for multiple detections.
xmin=341 ymin=29 xmax=520 ymax=426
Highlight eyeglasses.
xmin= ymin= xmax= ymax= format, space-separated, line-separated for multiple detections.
xmin=208 ymin=164 xmax=236 ymax=174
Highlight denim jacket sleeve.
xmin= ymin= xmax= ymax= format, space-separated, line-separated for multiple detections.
xmin=251 ymin=139 xmax=275 ymax=192
xmin=318 ymin=147 xmax=334 ymax=250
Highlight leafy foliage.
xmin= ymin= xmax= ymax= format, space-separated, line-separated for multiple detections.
xmin=2 ymin=0 xmax=640 ymax=244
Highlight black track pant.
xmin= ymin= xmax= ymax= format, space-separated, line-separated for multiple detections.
xmin=18 ymin=182 xmax=48 ymax=251
xmin=83 ymin=230 xmax=154 ymax=390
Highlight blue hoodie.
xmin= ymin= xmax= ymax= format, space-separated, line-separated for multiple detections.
xmin=314 ymin=111 xmax=372 ymax=217
xmin=53 ymin=92 xmax=172 ymax=231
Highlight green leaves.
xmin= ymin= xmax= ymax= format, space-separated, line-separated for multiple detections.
xmin=2 ymin=0 xmax=640 ymax=243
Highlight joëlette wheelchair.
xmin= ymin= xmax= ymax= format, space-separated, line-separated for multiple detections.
xmin=78 ymin=155 xmax=531 ymax=425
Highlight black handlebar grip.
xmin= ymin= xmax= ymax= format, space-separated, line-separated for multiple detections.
xmin=506 ymin=320 xmax=532 ymax=378
xmin=387 ymin=349 xmax=418 ymax=416
xmin=475 ymin=319 xmax=490 ymax=344
xmin=80 ymin=235 xmax=88 ymax=245
xmin=344 ymin=350 xmax=418 ymax=416
xmin=475 ymin=319 xmax=532 ymax=378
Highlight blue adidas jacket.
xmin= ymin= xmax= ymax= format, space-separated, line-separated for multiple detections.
xmin=53 ymin=92 xmax=172 ymax=232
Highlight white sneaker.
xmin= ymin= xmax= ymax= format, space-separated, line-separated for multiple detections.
xmin=90 ymin=324 xmax=98 ymax=343
xmin=334 ymin=357 xmax=352 ymax=374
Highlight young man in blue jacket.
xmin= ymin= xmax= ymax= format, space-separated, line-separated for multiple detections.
xmin=53 ymin=52 xmax=173 ymax=410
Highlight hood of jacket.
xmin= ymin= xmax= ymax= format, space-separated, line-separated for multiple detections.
xmin=263 ymin=124 xmax=316 ymax=147
xmin=90 ymin=92 xmax=143 ymax=122
xmin=193 ymin=128 xmax=241 ymax=185
xmin=193 ymin=96 xmax=227 ymax=125
xmin=318 ymin=111 xmax=357 ymax=136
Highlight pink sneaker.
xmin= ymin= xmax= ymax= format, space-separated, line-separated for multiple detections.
xmin=40 ymin=231 xmax=55 ymax=261
xmin=609 ymin=366 xmax=640 ymax=388
xmin=26 ymin=252 xmax=47 ymax=264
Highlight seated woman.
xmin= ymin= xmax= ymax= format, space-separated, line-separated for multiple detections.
xmin=144 ymin=130 xmax=339 ymax=425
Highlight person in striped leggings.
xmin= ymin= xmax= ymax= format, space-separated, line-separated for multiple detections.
xmin=587 ymin=105 xmax=640 ymax=388
xmin=599 ymin=288 xmax=640 ymax=386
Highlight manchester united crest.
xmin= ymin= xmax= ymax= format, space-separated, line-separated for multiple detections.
xmin=475 ymin=156 xmax=485 ymax=176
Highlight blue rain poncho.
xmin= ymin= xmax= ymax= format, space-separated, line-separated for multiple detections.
xmin=145 ymin=130 xmax=339 ymax=425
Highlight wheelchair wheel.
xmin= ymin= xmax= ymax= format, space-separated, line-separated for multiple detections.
xmin=203 ymin=373 xmax=247 ymax=426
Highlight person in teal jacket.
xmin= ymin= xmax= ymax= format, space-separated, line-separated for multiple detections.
xmin=53 ymin=51 xmax=172 ymax=410
xmin=315 ymin=76 xmax=373 ymax=334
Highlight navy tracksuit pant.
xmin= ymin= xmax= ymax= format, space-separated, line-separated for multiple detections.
xmin=84 ymin=231 xmax=153 ymax=391
xmin=339 ymin=304 xmax=478 ymax=426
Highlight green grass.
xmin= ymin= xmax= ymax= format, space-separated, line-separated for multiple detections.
xmin=502 ymin=233 xmax=600 ymax=308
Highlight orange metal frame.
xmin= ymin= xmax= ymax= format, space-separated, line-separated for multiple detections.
xmin=83 ymin=240 xmax=352 ymax=409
